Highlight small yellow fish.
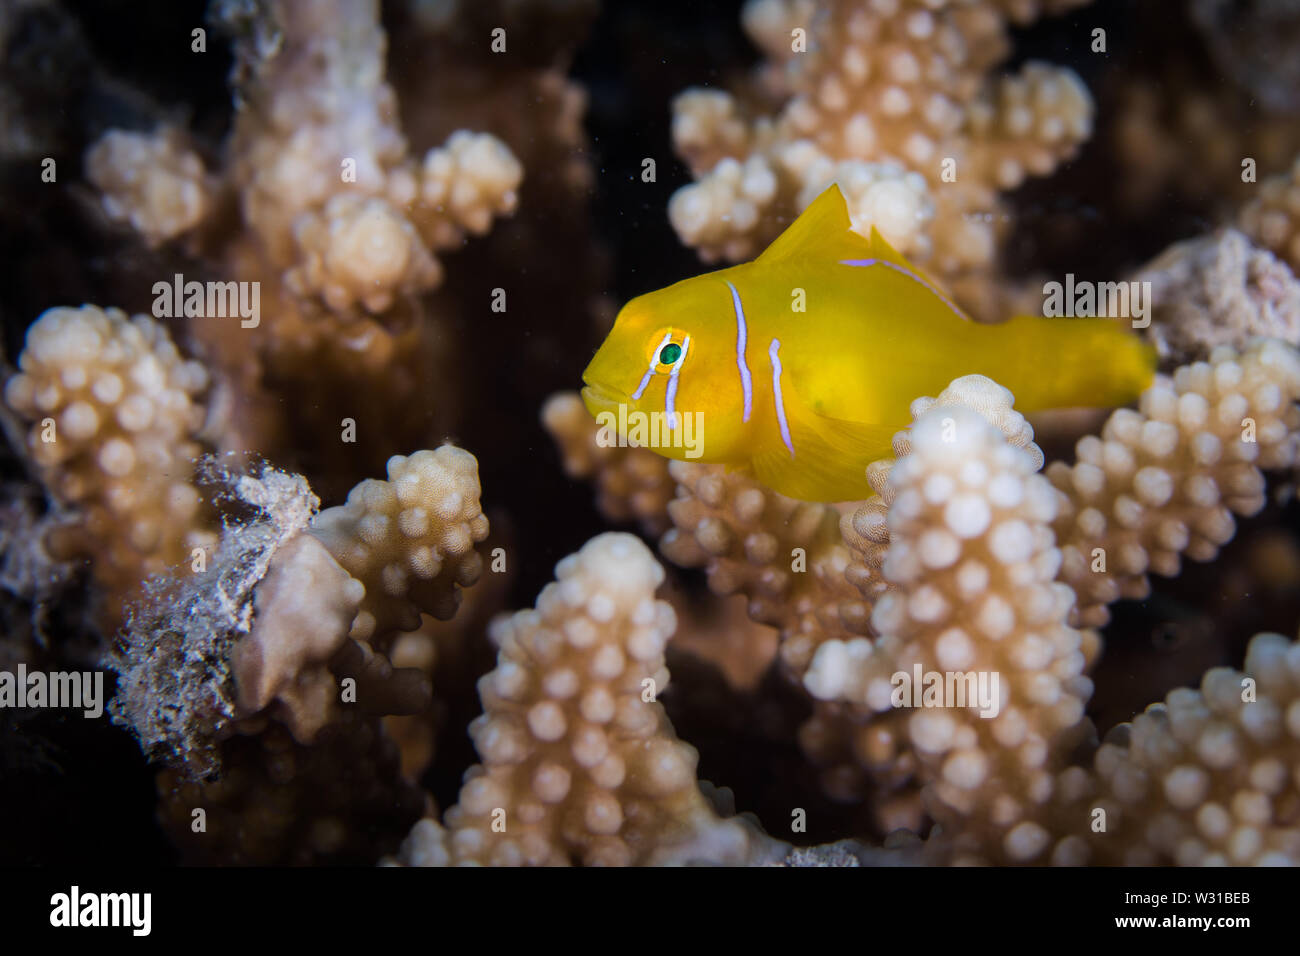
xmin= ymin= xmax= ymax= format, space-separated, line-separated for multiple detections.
xmin=582 ymin=184 xmax=1155 ymax=502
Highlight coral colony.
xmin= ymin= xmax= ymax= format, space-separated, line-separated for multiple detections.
xmin=4 ymin=0 xmax=1300 ymax=873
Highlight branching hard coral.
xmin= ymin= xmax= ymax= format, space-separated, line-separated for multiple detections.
xmin=157 ymin=712 xmax=425 ymax=865
xmin=13 ymin=0 xmax=1300 ymax=875
xmin=110 ymin=463 xmax=318 ymax=771
xmin=543 ymin=392 xmax=872 ymax=680
xmin=1240 ymin=156 xmax=1300 ymax=274
xmin=74 ymin=0 xmax=524 ymax=501
xmin=434 ymin=532 xmax=785 ymax=866
xmin=840 ymin=374 xmax=1043 ymax=610
xmin=230 ymin=531 xmax=367 ymax=741
xmin=1134 ymin=229 xmax=1300 ymax=366
xmin=309 ymin=445 xmax=489 ymax=643
xmin=541 ymin=391 xmax=675 ymax=536
xmin=112 ymin=444 xmax=486 ymax=770
xmin=666 ymin=590 xmax=780 ymax=692
xmin=222 ymin=0 xmax=522 ymax=316
xmin=85 ymin=127 xmax=216 ymax=248
xmin=660 ymin=460 xmax=871 ymax=675
xmin=3 ymin=305 xmax=216 ymax=620
xmin=1111 ymin=75 xmax=1300 ymax=214
xmin=0 ymin=479 xmax=78 ymax=656
xmin=669 ymin=0 xmax=1093 ymax=301
xmin=281 ymin=130 xmax=522 ymax=314
xmin=843 ymin=345 xmax=1300 ymax=640
xmin=808 ymin=399 xmax=1095 ymax=864
xmin=804 ymin=376 xmax=1081 ymax=838
xmin=382 ymin=539 xmax=515 ymax=781
xmin=1047 ymin=340 xmax=1300 ymax=628
xmin=230 ymin=443 xmax=488 ymax=742
xmin=114 ymin=448 xmax=488 ymax=862
xmin=1076 ymin=630 xmax=1300 ymax=865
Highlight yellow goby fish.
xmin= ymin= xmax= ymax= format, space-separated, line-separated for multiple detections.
xmin=581 ymin=184 xmax=1155 ymax=502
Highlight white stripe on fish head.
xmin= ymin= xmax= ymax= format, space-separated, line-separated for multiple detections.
xmin=664 ymin=334 xmax=691 ymax=430
xmin=633 ymin=331 xmax=673 ymax=401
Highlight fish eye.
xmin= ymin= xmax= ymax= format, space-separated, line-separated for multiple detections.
xmin=647 ymin=329 xmax=688 ymax=372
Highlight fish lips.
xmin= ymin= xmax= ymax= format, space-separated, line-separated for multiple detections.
xmin=580 ymin=380 xmax=627 ymax=419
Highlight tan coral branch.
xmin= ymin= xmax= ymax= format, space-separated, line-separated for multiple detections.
xmin=434 ymin=532 xmax=783 ymax=866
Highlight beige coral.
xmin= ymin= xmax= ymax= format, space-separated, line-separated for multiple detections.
xmin=438 ymin=532 xmax=783 ymax=866
xmin=660 ymin=460 xmax=871 ymax=675
xmin=846 ymin=346 xmax=1300 ymax=635
xmin=1134 ymin=229 xmax=1300 ymax=365
xmin=808 ymin=398 xmax=1095 ymax=863
xmin=283 ymin=131 xmax=522 ymax=314
xmin=285 ymin=194 xmax=442 ymax=315
xmin=229 ymin=0 xmax=522 ymax=316
xmin=1048 ymin=340 xmax=1300 ymax=627
xmin=541 ymin=391 xmax=676 ymax=536
xmin=1082 ymin=631 xmax=1300 ymax=865
xmin=841 ymin=375 xmax=1043 ymax=608
xmin=2 ymin=305 xmax=215 ymax=615
xmin=668 ymin=0 xmax=1093 ymax=297
xmin=309 ymin=445 xmax=489 ymax=642
xmin=157 ymin=712 xmax=424 ymax=864
xmin=1239 ymin=155 xmax=1300 ymax=273
xmin=231 ymin=532 xmax=367 ymax=741
xmin=183 ymin=445 xmax=489 ymax=747
xmin=85 ymin=127 xmax=215 ymax=247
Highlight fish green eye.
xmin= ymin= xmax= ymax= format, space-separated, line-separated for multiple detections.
xmin=658 ymin=342 xmax=682 ymax=366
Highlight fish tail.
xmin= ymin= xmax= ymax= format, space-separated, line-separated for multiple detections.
xmin=983 ymin=315 xmax=1157 ymax=412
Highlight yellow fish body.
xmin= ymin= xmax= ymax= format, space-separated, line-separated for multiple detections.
xmin=581 ymin=184 xmax=1155 ymax=502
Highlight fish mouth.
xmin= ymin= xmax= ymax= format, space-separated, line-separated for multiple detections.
xmin=580 ymin=380 xmax=627 ymax=418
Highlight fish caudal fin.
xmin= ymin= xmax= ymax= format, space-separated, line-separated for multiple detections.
xmin=981 ymin=314 xmax=1156 ymax=412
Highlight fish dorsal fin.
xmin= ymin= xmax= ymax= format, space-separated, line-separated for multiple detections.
xmin=867 ymin=223 xmax=957 ymax=293
xmin=863 ymin=222 xmax=966 ymax=315
xmin=866 ymin=225 xmax=912 ymax=269
xmin=756 ymin=184 xmax=873 ymax=266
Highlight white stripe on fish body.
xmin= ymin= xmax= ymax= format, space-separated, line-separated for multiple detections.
xmin=665 ymin=334 xmax=691 ymax=430
xmin=725 ymin=280 xmax=753 ymax=423
xmin=769 ymin=338 xmax=794 ymax=458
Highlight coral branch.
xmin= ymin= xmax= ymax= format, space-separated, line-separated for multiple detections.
xmin=1080 ymin=630 xmax=1300 ymax=865
xmin=660 ymin=460 xmax=871 ymax=675
xmin=668 ymin=0 xmax=1094 ymax=307
xmin=434 ymin=532 xmax=784 ymax=866
xmin=1049 ymin=340 xmax=1300 ymax=627
xmin=3 ymin=305 xmax=215 ymax=620
xmin=309 ymin=445 xmax=490 ymax=641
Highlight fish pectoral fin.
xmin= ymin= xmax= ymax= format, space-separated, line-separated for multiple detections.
xmin=750 ymin=391 xmax=896 ymax=503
